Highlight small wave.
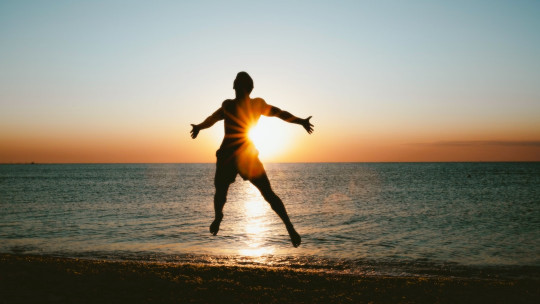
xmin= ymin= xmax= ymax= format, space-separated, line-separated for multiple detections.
xmin=6 ymin=248 xmax=539 ymax=281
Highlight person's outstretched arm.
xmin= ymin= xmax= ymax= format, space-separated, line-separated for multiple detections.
xmin=190 ymin=108 xmax=224 ymax=139
xmin=262 ymin=100 xmax=314 ymax=134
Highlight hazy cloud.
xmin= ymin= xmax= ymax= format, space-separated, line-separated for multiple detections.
xmin=408 ymin=140 xmax=540 ymax=147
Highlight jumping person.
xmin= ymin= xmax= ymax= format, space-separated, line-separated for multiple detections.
xmin=190 ymin=72 xmax=313 ymax=247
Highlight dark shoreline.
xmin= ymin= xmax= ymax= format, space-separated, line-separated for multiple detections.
xmin=1 ymin=254 xmax=538 ymax=303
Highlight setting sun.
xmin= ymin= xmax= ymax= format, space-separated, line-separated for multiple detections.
xmin=248 ymin=116 xmax=293 ymax=161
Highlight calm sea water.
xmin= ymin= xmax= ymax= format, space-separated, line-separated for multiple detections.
xmin=1 ymin=163 xmax=539 ymax=278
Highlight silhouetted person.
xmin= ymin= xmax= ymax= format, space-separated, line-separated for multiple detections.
xmin=190 ymin=72 xmax=313 ymax=247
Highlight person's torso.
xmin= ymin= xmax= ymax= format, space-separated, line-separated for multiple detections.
xmin=219 ymin=98 xmax=264 ymax=151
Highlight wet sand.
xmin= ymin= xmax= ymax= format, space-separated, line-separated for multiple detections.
xmin=0 ymin=253 xmax=538 ymax=303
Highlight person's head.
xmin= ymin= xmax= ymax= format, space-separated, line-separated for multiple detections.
xmin=233 ymin=72 xmax=254 ymax=95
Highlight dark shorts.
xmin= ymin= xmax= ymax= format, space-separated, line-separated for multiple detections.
xmin=215 ymin=148 xmax=265 ymax=186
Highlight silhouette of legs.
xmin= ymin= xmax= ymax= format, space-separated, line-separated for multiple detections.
xmin=210 ymin=181 xmax=231 ymax=235
xmin=212 ymin=151 xmax=300 ymax=247
xmin=251 ymin=174 xmax=301 ymax=247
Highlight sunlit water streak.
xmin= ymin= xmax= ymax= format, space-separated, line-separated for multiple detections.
xmin=0 ymin=163 xmax=539 ymax=279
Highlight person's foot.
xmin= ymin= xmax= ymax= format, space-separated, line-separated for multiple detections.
xmin=209 ymin=218 xmax=222 ymax=236
xmin=288 ymin=229 xmax=301 ymax=248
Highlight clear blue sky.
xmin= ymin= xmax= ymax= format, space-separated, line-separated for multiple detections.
xmin=1 ymin=0 xmax=539 ymax=162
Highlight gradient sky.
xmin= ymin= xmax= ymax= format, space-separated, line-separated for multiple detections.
xmin=1 ymin=0 xmax=539 ymax=163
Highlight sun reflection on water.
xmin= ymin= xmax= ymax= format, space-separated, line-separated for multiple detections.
xmin=237 ymin=184 xmax=276 ymax=258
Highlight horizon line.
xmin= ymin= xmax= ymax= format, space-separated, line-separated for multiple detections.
xmin=2 ymin=161 xmax=539 ymax=165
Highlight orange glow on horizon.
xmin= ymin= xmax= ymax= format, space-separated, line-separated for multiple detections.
xmin=1 ymin=136 xmax=539 ymax=163
xmin=1 ymin=124 xmax=539 ymax=163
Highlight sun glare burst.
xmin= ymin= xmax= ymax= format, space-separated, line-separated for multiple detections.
xmin=248 ymin=117 xmax=292 ymax=161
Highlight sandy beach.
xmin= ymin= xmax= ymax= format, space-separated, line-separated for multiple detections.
xmin=0 ymin=253 xmax=537 ymax=303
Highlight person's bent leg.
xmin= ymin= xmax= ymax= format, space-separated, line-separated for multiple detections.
xmin=251 ymin=174 xmax=301 ymax=247
xmin=210 ymin=182 xmax=230 ymax=235
xmin=212 ymin=150 xmax=236 ymax=236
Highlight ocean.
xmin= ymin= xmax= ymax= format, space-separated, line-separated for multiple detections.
xmin=1 ymin=163 xmax=539 ymax=279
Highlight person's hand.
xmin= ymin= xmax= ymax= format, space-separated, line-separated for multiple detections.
xmin=190 ymin=124 xmax=200 ymax=139
xmin=301 ymin=116 xmax=314 ymax=134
